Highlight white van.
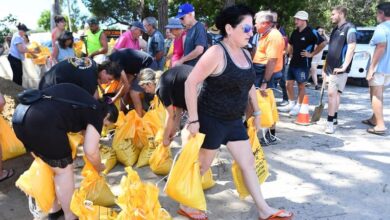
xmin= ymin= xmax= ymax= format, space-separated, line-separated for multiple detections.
xmin=317 ymin=27 xmax=375 ymax=85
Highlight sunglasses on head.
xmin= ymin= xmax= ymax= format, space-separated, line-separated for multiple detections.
xmin=241 ymin=24 xmax=254 ymax=33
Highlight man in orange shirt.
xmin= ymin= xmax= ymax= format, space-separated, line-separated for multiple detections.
xmin=253 ymin=10 xmax=285 ymax=145
xmin=253 ymin=11 xmax=285 ymax=91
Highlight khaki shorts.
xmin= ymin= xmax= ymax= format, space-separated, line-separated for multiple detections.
xmin=368 ymin=73 xmax=390 ymax=87
xmin=328 ymin=73 xmax=348 ymax=93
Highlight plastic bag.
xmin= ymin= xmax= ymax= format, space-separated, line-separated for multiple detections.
xmin=201 ymin=168 xmax=215 ymax=190
xmin=267 ymin=89 xmax=279 ymax=123
xmin=100 ymin=145 xmax=117 ymax=174
xmin=67 ymin=132 xmax=84 ymax=159
xmin=165 ymin=133 xmax=207 ymax=211
xmin=80 ymin=158 xmax=116 ymax=207
xmin=232 ymin=119 xmax=269 ymax=199
xmin=15 ymin=157 xmax=55 ymax=213
xmin=116 ymin=167 xmax=171 ymax=220
xmin=70 ymin=188 xmax=118 ymax=220
xmin=0 ymin=116 xmax=26 ymax=161
xmin=136 ymin=136 xmax=158 ymax=168
xmin=256 ymin=90 xmax=274 ymax=128
xmin=112 ymin=111 xmax=141 ymax=166
xmin=149 ymin=142 xmax=172 ymax=175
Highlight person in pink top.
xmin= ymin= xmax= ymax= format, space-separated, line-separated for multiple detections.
xmin=165 ymin=18 xmax=186 ymax=67
xmin=113 ymin=21 xmax=146 ymax=52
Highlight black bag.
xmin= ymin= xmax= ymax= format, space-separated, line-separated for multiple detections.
xmin=13 ymin=89 xmax=97 ymax=125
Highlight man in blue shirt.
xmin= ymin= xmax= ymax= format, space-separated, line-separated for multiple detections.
xmin=364 ymin=2 xmax=390 ymax=135
xmin=143 ymin=17 xmax=165 ymax=70
xmin=175 ymin=3 xmax=208 ymax=67
xmin=323 ymin=6 xmax=357 ymax=134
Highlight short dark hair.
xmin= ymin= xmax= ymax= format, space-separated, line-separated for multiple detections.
xmin=333 ymin=5 xmax=348 ymax=17
xmin=58 ymin=31 xmax=74 ymax=49
xmin=215 ymin=4 xmax=254 ymax=38
xmin=377 ymin=2 xmax=390 ymax=17
xmin=98 ymin=61 xmax=122 ymax=80
xmin=100 ymin=101 xmax=119 ymax=123
xmin=54 ymin=15 xmax=66 ymax=24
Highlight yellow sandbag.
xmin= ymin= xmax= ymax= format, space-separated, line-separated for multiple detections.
xmin=81 ymin=158 xmax=116 ymax=207
xmin=0 ymin=116 xmax=26 ymax=161
xmin=112 ymin=110 xmax=141 ymax=166
xmin=267 ymin=89 xmax=279 ymax=123
xmin=15 ymin=157 xmax=55 ymax=213
xmin=231 ymin=119 xmax=269 ymax=199
xmin=136 ymin=136 xmax=157 ymax=168
xmin=165 ymin=133 xmax=207 ymax=211
xmin=116 ymin=167 xmax=171 ymax=220
xmin=70 ymin=188 xmax=118 ymax=220
xmin=100 ymin=145 xmax=117 ymax=174
xmin=201 ymin=168 xmax=215 ymax=190
xmin=113 ymin=139 xmax=140 ymax=167
xmin=67 ymin=132 xmax=84 ymax=159
xmin=149 ymin=143 xmax=172 ymax=175
xmin=256 ymin=90 xmax=274 ymax=128
xmin=74 ymin=40 xmax=85 ymax=58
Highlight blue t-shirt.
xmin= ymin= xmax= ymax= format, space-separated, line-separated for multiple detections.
xmin=10 ymin=32 xmax=25 ymax=60
xmin=147 ymin=30 xmax=165 ymax=70
xmin=370 ymin=21 xmax=390 ymax=74
xmin=183 ymin=21 xmax=208 ymax=66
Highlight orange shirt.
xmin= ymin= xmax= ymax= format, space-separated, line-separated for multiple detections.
xmin=253 ymin=28 xmax=285 ymax=73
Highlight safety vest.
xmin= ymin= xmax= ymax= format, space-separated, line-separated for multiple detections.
xmin=86 ymin=29 xmax=103 ymax=55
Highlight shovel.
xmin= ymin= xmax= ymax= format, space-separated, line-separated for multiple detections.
xmin=311 ymin=80 xmax=326 ymax=123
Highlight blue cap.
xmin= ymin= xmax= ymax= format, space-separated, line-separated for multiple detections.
xmin=175 ymin=3 xmax=194 ymax=19
xmin=131 ymin=21 xmax=146 ymax=32
xmin=165 ymin=18 xmax=184 ymax=29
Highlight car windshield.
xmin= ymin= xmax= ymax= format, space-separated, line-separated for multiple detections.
xmin=356 ymin=30 xmax=374 ymax=44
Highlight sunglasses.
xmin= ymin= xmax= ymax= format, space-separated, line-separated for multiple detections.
xmin=241 ymin=24 xmax=254 ymax=33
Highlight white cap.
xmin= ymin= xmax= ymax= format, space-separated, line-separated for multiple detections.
xmin=294 ymin=11 xmax=309 ymax=21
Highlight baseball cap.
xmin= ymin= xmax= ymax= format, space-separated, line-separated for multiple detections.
xmin=165 ymin=18 xmax=184 ymax=29
xmin=294 ymin=11 xmax=309 ymax=21
xmin=176 ymin=3 xmax=195 ymax=19
xmin=131 ymin=21 xmax=146 ymax=32
xmin=87 ymin=17 xmax=99 ymax=25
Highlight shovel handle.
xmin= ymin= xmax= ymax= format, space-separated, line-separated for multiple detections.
xmin=318 ymin=80 xmax=326 ymax=105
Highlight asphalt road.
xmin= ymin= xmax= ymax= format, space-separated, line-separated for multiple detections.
xmin=0 ymin=82 xmax=389 ymax=220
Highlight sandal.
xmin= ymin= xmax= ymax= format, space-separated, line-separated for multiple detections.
xmin=259 ymin=210 xmax=294 ymax=220
xmin=367 ymin=127 xmax=387 ymax=136
xmin=0 ymin=169 xmax=14 ymax=182
xmin=361 ymin=119 xmax=376 ymax=127
xmin=177 ymin=208 xmax=208 ymax=220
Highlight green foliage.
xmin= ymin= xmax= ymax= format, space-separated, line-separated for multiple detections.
xmin=37 ymin=10 xmax=51 ymax=31
xmin=0 ymin=14 xmax=18 ymax=44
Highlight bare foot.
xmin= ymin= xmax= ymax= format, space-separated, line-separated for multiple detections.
xmin=259 ymin=208 xmax=293 ymax=220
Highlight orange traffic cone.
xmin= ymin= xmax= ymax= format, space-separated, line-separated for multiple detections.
xmin=295 ymin=95 xmax=311 ymax=126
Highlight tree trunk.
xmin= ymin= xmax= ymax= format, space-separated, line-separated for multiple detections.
xmin=50 ymin=0 xmax=61 ymax=31
xmin=158 ymin=0 xmax=168 ymax=37
xmin=136 ymin=0 xmax=145 ymax=20
xmin=224 ymin=0 xmax=235 ymax=8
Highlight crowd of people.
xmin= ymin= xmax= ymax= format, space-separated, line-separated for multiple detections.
xmin=1 ymin=1 xmax=389 ymax=220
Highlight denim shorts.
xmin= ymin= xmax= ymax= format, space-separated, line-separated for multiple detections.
xmin=287 ymin=66 xmax=310 ymax=83
xmin=199 ymin=112 xmax=248 ymax=150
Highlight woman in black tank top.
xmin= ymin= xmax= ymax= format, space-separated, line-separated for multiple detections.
xmin=181 ymin=5 xmax=293 ymax=220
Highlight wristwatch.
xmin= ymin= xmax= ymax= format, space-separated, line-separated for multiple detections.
xmin=262 ymin=79 xmax=268 ymax=83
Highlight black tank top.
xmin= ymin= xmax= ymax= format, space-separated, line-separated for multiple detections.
xmin=198 ymin=42 xmax=255 ymax=120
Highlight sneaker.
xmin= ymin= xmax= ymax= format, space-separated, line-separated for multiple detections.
xmin=314 ymin=85 xmax=321 ymax=90
xmin=333 ymin=119 xmax=338 ymax=125
xmin=277 ymin=100 xmax=289 ymax=107
xmin=278 ymin=101 xmax=295 ymax=112
xmin=265 ymin=131 xmax=277 ymax=144
xmin=325 ymin=122 xmax=335 ymax=134
xmin=289 ymin=104 xmax=301 ymax=116
xmin=260 ymin=137 xmax=270 ymax=146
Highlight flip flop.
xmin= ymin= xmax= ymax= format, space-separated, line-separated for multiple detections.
xmin=361 ymin=119 xmax=376 ymax=127
xmin=259 ymin=210 xmax=294 ymax=220
xmin=0 ymin=169 xmax=14 ymax=182
xmin=177 ymin=208 xmax=208 ymax=220
xmin=367 ymin=127 xmax=387 ymax=135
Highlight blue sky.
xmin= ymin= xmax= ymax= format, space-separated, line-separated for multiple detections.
xmin=0 ymin=0 xmax=89 ymax=30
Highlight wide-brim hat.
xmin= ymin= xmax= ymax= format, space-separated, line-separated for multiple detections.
xmin=131 ymin=21 xmax=147 ymax=32
xmin=165 ymin=18 xmax=184 ymax=29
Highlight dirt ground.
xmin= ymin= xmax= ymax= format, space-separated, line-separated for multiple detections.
xmin=0 ymin=77 xmax=24 ymax=123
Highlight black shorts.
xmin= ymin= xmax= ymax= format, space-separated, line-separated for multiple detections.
xmin=13 ymin=105 xmax=73 ymax=168
xmin=199 ymin=113 xmax=248 ymax=150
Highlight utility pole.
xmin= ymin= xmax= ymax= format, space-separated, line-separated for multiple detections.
xmin=50 ymin=0 xmax=61 ymax=31
xmin=67 ymin=0 xmax=73 ymax=32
